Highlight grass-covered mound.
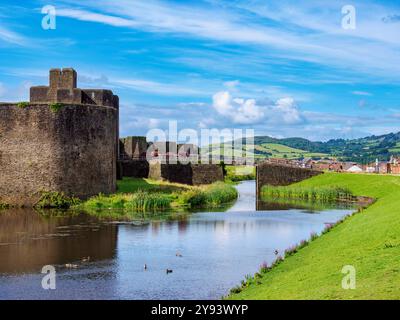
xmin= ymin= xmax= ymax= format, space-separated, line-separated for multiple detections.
xmin=228 ymin=173 xmax=400 ymax=300
xmin=80 ymin=178 xmax=238 ymax=212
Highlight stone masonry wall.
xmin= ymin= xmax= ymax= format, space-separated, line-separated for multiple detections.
xmin=120 ymin=160 xmax=149 ymax=178
xmin=148 ymin=161 xmax=223 ymax=185
xmin=0 ymin=103 xmax=117 ymax=206
xmin=256 ymin=163 xmax=323 ymax=197
xmin=192 ymin=164 xmax=224 ymax=185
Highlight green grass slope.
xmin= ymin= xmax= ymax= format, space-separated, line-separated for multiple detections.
xmin=229 ymin=173 xmax=400 ymax=300
xmin=206 ymin=142 xmax=328 ymax=161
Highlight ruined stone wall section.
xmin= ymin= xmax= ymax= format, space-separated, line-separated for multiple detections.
xmin=0 ymin=103 xmax=117 ymax=206
xmin=256 ymin=163 xmax=323 ymax=197
xmin=120 ymin=160 xmax=149 ymax=178
xmin=147 ymin=162 xmax=223 ymax=185
xmin=192 ymin=164 xmax=224 ymax=185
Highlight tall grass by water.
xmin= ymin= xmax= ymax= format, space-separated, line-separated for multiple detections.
xmin=83 ymin=191 xmax=172 ymax=211
xmin=180 ymin=182 xmax=238 ymax=208
xmin=80 ymin=179 xmax=238 ymax=212
xmin=261 ymin=185 xmax=355 ymax=202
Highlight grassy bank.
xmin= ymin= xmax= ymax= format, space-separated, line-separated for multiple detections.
xmin=225 ymin=165 xmax=255 ymax=182
xmin=261 ymin=185 xmax=355 ymax=202
xmin=79 ymin=178 xmax=238 ymax=212
xmin=228 ymin=173 xmax=400 ymax=299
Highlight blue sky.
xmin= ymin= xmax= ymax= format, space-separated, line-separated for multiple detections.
xmin=0 ymin=0 xmax=399 ymax=141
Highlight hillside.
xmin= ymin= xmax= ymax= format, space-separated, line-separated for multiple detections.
xmin=204 ymin=131 xmax=400 ymax=163
xmin=252 ymin=132 xmax=400 ymax=162
xmin=228 ymin=173 xmax=400 ymax=299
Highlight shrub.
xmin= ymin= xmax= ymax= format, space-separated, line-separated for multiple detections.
xmin=0 ymin=203 xmax=10 ymax=210
xmin=180 ymin=189 xmax=207 ymax=207
xmin=35 ymin=191 xmax=80 ymax=209
xmin=17 ymin=102 xmax=29 ymax=108
xmin=50 ymin=103 xmax=64 ymax=112
xmin=229 ymin=286 xmax=242 ymax=294
xmin=180 ymin=182 xmax=238 ymax=208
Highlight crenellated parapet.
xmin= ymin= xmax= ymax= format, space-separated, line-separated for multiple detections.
xmin=30 ymin=68 xmax=119 ymax=109
xmin=0 ymin=68 xmax=119 ymax=206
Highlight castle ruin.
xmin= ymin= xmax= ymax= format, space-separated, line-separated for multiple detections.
xmin=0 ymin=68 xmax=119 ymax=206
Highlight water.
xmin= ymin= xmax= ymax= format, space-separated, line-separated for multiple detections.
xmin=0 ymin=181 xmax=354 ymax=300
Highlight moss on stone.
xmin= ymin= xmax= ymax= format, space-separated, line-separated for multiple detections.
xmin=17 ymin=102 xmax=30 ymax=109
xmin=49 ymin=103 xmax=64 ymax=112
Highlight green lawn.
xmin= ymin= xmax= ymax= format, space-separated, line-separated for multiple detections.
xmin=116 ymin=177 xmax=190 ymax=194
xmin=226 ymin=165 xmax=255 ymax=182
xmin=228 ymin=173 xmax=400 ymax=300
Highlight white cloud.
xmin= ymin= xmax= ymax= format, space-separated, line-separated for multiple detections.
xmin=56 ymin=0 xmax=400 ymax=78
xmin=212 ymin=91 xmax=303 ymax=125
xmin=111 ymin=77 xmax=206 ymax=96
xmin=0 ymin=26 xmax=27 ymax=46
xmin=223 ymin=80 xmax=240 ymax=90
xmin=274 ymin=97 xmax=302 ymax=124
xmin=213 ymin=91 xmax=264 ymax=124
xmin=56 ymin=8 xmax=135 ymax=27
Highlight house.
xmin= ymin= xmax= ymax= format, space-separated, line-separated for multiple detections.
xmin=346 ymin=165 xmax=363 ymax=173
xmin=387 ymin=156 xmax=400 ymax=174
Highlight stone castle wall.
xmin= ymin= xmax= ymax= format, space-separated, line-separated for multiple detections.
xmin=0 ymin=103 xmax=117 ymax=206
xmin=256 ymin=163 xmax=323 ymax=196
xmin=120 ymin=160 xmax=149 ymax=178
xmin=148 ymin=161 xmax=223 ymax=185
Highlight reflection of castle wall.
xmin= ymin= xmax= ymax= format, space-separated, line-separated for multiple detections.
xmin=0 ymin=209 xmax=117 ymax=274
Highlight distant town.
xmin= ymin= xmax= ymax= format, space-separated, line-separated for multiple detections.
xmin=264 ymin=156 xmax=400 ymax=174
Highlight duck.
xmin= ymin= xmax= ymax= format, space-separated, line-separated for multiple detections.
xmin=166 ymin=269 xmax=173 ymax=274
xmin=176 ymin=252 xmax=183 ymax=257
xmin=82 ymin=256 xmax=90 ymax=262
xmin=144 ymin=264 xmax=148 ymax=270
xmin=65 ymin=263 xmax=78 ymax=269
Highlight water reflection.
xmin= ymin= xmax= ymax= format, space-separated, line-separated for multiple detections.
xmin=0 ymin=181 xmax=356 ymax=299
xmin=0 ymin=209 xmax=117 ymax=274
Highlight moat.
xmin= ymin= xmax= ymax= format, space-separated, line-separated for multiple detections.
xmin=0 ymin=181 xmax=355 ymax=300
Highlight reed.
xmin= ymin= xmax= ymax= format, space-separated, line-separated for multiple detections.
xmin=261 ymin=185 xmax=355 ymax=202
xmin=82 ymin=191 xmax=172 ymax=211
xmin=80 ymin=180 xmax=238 ymax=212
xmin=180 ymin=182 xmax=238 ymax=208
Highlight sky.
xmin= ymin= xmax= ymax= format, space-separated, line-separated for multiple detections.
xmin=0 ymin=0 xmax=399 ymax=141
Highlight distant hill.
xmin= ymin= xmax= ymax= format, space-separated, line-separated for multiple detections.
xmin=263 ymin=132 xmax=400 ymax=163
xmin=205 ymin=132 xmax=400 ymax=163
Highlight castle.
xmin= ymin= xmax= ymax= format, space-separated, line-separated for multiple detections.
xmin=0 ymin=68 xmax=119 ymax=206
xmin=0 ymin=68 xmax=223 ymax=206
xmin=119 ymin=136 xmax=223 ymax=185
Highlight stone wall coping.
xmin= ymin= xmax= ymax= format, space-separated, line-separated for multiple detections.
xmin=0 ymin=102 xmax=117 ymax=110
